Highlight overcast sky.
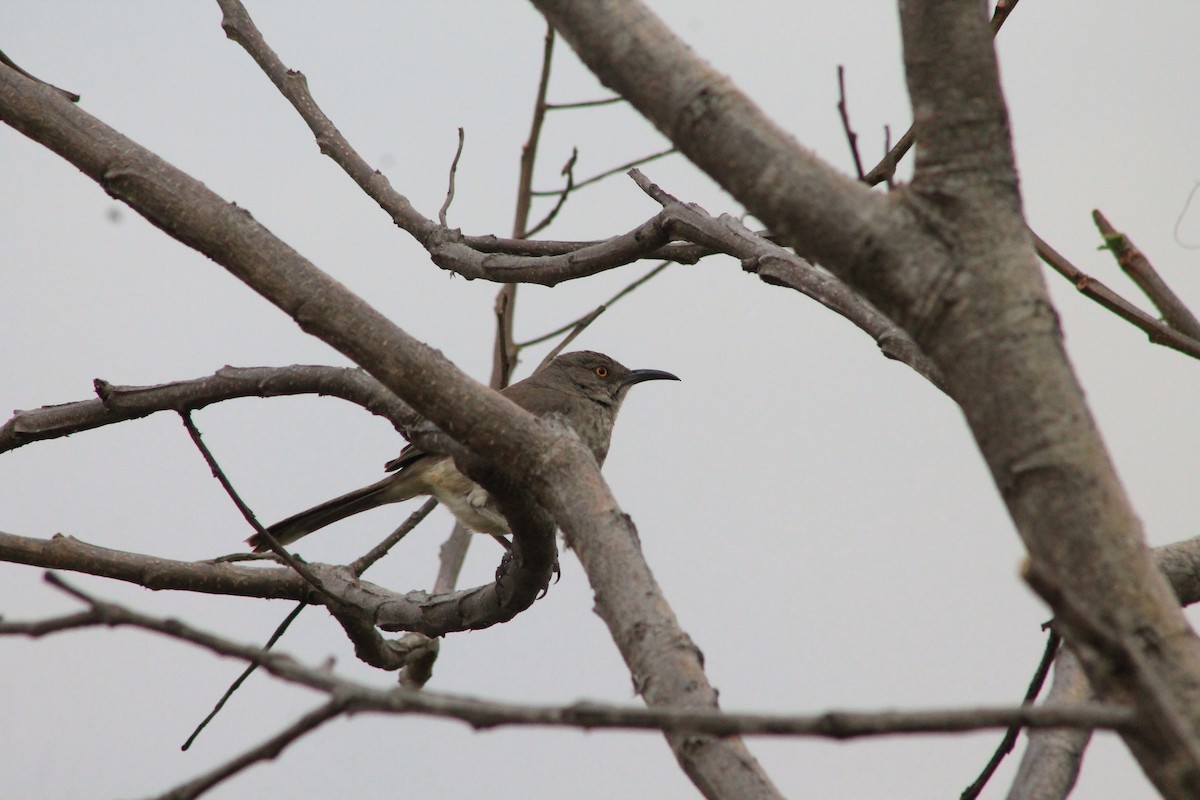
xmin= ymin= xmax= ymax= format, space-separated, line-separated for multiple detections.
xmin=3 ymin=3 xmax=1200 ymax=798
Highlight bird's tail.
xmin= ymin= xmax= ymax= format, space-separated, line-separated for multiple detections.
xmin=247 ymin=472 xmax=420 ymax=552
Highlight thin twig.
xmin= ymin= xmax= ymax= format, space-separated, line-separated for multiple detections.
xmin=836 ymin=66 xmax=865 ymax=180
xmin=181 ymin=601 xmax=308 ymax=751
xmin=960 ymin=629 xmax=1062 ymax=799
xmin=525 ymin=148 xmax=577 ymax=238
xmin=990 ymin=0 xmax=1022 ymax=34
xmin=438 ymin=127 xmax=466 ymax=227
xmin=537 ymin=306 xmax=608 ymax=371
xmin=1033 ymin=231 xmax=1200 ymax=360
xmin=880 ymin=124 xmax=898 ymax=189
xmin=512 ymin=23 xmax=555 ymax=238
xmin=216 ymin=0 xmax=442 ymax=245
xmin=185 ymin=499 xmax=439 ymax=743
xmin=545 ymin=95 xmax=623 ymax=110
xmin=349 ymin=498 xmax=439 ymax=576
xmin=178 ymin=411 xmax=333 ymax=597
xmin=517 ymin=261 xmax=670 ymax=348
xmin=179 ymin=411 xmax=265 ymax=534
xmin=530 ymin=146 xmax=676 ymax=197
xmin=1093 ymin=209 xmax=1200 ymax=338
xmin=159 ymin=700 xmax=346 ymax=800
xmin=392 ymin=519 xmax=470 ymax=689
xmin=1173 ymin=181 xmax=1200 ymax=249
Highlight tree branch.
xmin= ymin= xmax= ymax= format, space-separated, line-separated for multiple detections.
xmin=1006 ymin=534 xmax=1200 ymax=799
xmin=1006 ymin=646 xmax=1092 ymax=800
xmin=1034 ymin=231 xmax=1200 ymax=361
xmin=158 ymin=700 xmax=346 ymax=800
xmin=630 ymin=169 xmax=946 ymax=391
xmin=859 ymin=0 xmax=1022 ymax=186
xmin=1093 ymin=210 xmax=1200 ymax=339
xmin=0 ymin=575 xmax=1137 ymax=741
xmin=214 ymin=0 xmax=684 ymax=286
xmin=0 ymin=531 xmax=543 ymax=637
xmin=962 ymin=630 xmax=1061 ymax=800
xmin=0 ymin=365 xmax=414 ymax=455
xmin=526 ymin=1 xmax=1200 ymax=796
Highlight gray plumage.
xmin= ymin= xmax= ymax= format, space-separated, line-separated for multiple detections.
xmin=249 ymin=351 xmax=678 ymax=551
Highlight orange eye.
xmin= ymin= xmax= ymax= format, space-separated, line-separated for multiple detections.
xmin=595 ymin=366 xmax=608 ymax=378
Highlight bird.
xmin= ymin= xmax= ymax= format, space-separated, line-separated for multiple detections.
xmin=248 ymin=351 xmax=679 ymax=551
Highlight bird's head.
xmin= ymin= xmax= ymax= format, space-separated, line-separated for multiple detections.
xmin=538 ymin=351 xmax=679 ymax=406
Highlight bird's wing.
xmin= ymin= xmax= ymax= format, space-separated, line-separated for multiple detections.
xmin=384 ymin=441 xmax=424 ymax=472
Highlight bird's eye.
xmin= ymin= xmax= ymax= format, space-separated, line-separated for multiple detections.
xmin=595 ymin=366 xmax=608 ymax=378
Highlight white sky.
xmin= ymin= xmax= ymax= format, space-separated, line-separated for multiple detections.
xmin=2 ymin=3 xmax=1199 ymax=798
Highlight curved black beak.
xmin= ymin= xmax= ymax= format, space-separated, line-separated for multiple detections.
xmin=622 ymin=368 xmax=681 ymax=387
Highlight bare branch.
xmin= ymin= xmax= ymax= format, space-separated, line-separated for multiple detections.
xmin=1007 ymin=647 xmax=1092 ymax=800
xmin=179 ymin=410 xmax=341 ymax=606
xmin=524 ymin=147 xmax=577 ymax=238
xmin=0 ymin=578 xmax=1136 ymax=741
xmin=962 ymin=630 xmax=1061 ymax=800
xmin=530 ymin=145 xmax=676 ymax=197
xmin=447 ymin=212 xmax=677 ymax=285
xmin=513 ymin=22 xmax=556 ymax=239
xmin=0 ymin=531 xmax=546 ymax=637
xmin=535 ymin=306 xmax=607 ymax=371
xmin=0 ymin=365 xmax=413 ymax=455
xmin=181 ymin=601 xmax=307 ymax=752
xmin=230 ymin=2 xmax=715 ymax=295
xmin=1024 ymin=561 xmax=1200 ymax=786
xmin=545 ymin=95 xmax=623 ymax=110
xmin=217 ymin=2 xmax=673 ymax=288
xmin=1093 ymin=210 xmax=1200 ymax=339
xmin=1007 ymin=535 xmax=1200 ymax=798
xmin=438 ymin=127 xmax=466 ymax=227
xmin=491 ymin=282 xmax=520 ymax=392
xmin=836 ymin=66 xmax=865 ymax=181
xmin=348 ymin=498 xmax=439 ymax=577
xmin=629 ymin=169 xmax=945 ymax=390
xmin=1033 ymin=231 xmax=1200 ymax=360
xmin=459 ymin=233 xmax=705 ymax=264
xmin=215 ymin=0 xmax=440 ymax=244
xmin=0 ymin=530 xmax=306 ymax=598
xmin=159 ymin=700 xmax=345 ymax=800
xmin=518 ymin=261 xmax=670 ymax=349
